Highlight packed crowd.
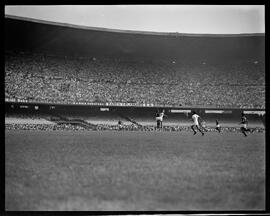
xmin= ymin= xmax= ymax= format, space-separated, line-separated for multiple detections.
xmin=5 ymin=51 xmax=265 ymax=108
xmin=5 ymin=123 xmax=265 ymax=133
xmin=5 ymin=123 xmax=86 ymax=131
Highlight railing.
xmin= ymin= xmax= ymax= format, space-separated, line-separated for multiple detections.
xmin=4 ymin=98 xmax=265 ymax=110
xmin=5 ymin=98 xmax=171 ymax=108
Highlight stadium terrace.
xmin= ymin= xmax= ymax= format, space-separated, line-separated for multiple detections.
xmin=5 ymin=15 xmax=265 ymax=110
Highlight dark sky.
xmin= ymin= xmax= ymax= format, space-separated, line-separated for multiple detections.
xmin=5 ymin=5 xmax=265 ymax=34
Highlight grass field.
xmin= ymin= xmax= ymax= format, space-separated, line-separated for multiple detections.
xmin=5 ymin=130 xmax=265 ymax=211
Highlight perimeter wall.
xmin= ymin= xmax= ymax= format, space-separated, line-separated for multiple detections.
xmin=5 ymin=102 xmax=265 ymax=128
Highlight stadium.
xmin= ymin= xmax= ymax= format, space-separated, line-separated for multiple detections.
xmin=5 ymin=8 xmax=265 ymax=211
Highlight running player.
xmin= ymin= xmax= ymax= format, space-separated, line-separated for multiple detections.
xmin=191 ymin=111 xmax=204 ymax=136
xmin=239 ymin=112 xmax=253 ymax=136
xmin=215 ymin=120 xmax=221 ymax=133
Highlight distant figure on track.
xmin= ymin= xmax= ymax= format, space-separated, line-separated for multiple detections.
xmin=215 ymin=120 xmax=221 ymax=133
xmin=199 ymin=119 xmax=208 ymax=132
xmin=191 ymin=111 xmax=204 ymax=136
xmin=239 ymin=112 xmax=253 ymax=137
xmin=118 ymin=120 xmax=123 ymax=130
xmin=155 ymin=109 xmax=166 ymax=129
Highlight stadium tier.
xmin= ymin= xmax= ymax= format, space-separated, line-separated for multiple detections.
xmin=5 ymin=15 xmax=265 ymax=109
xmin=5 ymin=51 xmax=265 ymax=109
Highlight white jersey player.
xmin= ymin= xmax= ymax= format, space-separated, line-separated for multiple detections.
xmin=191 ymin=111 xmax=204 ymax=135
xmin=156 ymin=110 xmax=166 ymax=128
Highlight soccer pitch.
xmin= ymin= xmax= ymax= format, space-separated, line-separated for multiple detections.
xmin=5 ymin=130 xmax=265 ymax=211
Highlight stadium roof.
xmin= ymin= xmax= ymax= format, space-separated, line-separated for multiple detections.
xmin=5 ymin=15 xmax=265 ymax=61
xmin=5 ymin=14 xmax=265 ymax=37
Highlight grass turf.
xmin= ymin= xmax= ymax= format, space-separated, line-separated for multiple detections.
xmin=5 ymin=130 xmax=265 ymax=211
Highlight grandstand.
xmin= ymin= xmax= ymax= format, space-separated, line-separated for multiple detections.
xmin=5 ymin=51 xmax=265 ymax=109
xmin=5 ymin=15 xmax=265 ymax=110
